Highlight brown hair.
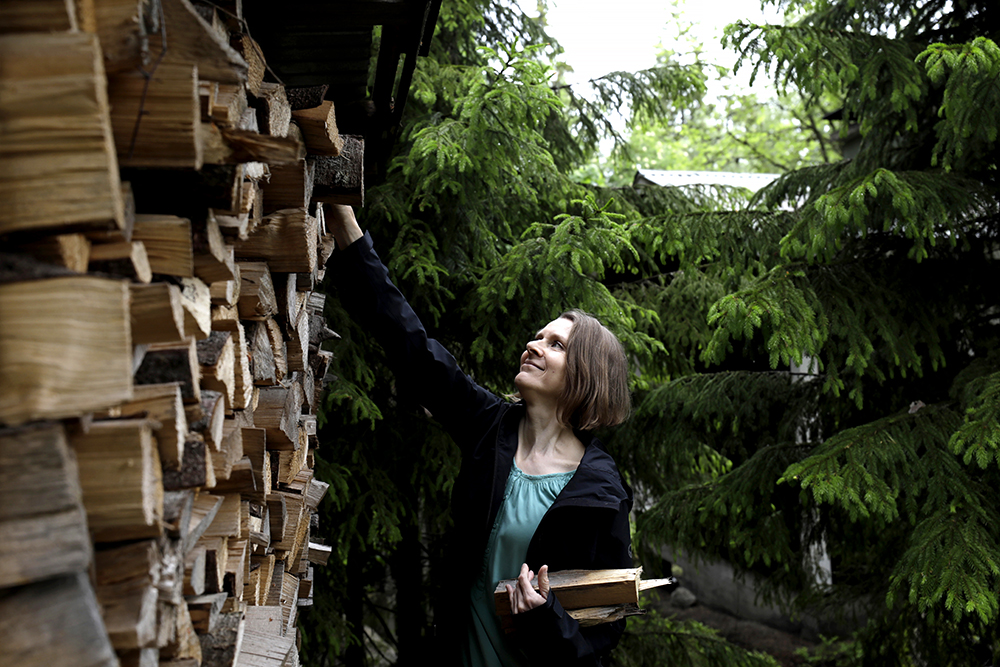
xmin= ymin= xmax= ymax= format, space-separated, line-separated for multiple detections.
xmin=557 ymin=310 xmax=631 ymax=430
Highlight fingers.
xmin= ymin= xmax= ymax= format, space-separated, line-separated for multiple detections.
xmin=508 ymin=563 xmax=549 ymax=614
xmin=537 ymin=564 xmax=549 ymax=600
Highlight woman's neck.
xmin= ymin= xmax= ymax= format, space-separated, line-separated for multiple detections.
xmin=516 ymin=403 xmax=584 ymax=475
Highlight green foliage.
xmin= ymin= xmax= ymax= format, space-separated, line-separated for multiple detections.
xmin=616 ymin=608 xmax=781 ymax=667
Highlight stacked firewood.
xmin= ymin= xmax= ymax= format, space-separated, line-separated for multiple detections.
xmin=0 ymin=1 xmax=357 ymax=666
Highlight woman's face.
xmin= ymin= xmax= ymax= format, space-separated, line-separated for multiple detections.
xmin=514 ymin=317 xmax=573 ymax=399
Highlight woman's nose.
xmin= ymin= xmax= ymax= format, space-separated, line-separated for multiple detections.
xmin=526 ymin=340 xmax=542 ymax=355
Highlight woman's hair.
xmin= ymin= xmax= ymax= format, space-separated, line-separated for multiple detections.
xmin=557 ymin=310 xmax=631 ymax=431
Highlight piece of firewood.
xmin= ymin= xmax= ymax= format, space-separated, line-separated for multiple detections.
xmin=311 ymin=135 xmax=364 ymax=206
xmin=89 ymin=239 xmax=153 ymax=283
xmin=179 ymin=276 xmax=213 ymax=340
xmin=234 ymin=207 xmax=318 ymax=274
xmin=224 ymin=537 xmax=249 ymax=597
xmin=163 ymin=489 xmax=195 ymax=540
xmin=248 ymin=320 xmax=277 ymax=386
xmin=493 ymin=567 xmax=672 ymax=627
xmin=187 ymin=592 xmax=228 ymax=634
xmin=0 ymin=423 xmax=92 ymax=587
xmin=17 ymin=233 xmax=91 ymax=273
xmin=184 ymin=545 xmax=208 ymax=596
xmin=131 ymin=215 xmax=195 ymax=277
xmin=130 ymin=283 xmax=187 ymax=345
xmin=193 ymin=212 xmax=237 ymax=284
xmin=242 ymin=428 xmax=271 ymax=499
xmin=70 ymin=419 xmax=164 ymax=542
xmin=198 ymin=331 xmax=236 ymax=408
xmin=290 ymin=101 xmax=344 ymax=156
xmin=234 ymin=631 xmax=295 ymax=667
xmin=163 ymin=434 xmax=209 ymax=491
xmin=0 ymin=32 xmax=125 ymax=235
xmin=82 ymin=0 xmax=148 ymax=73
xmin=94 ymin=540 xmax=160 ymax=650
xmin=101 ymin=382 xmax=188 ymax=470
xmin=233 ymin=33 xmax=264 ymax=95
xmin=211 ymin=275 xmax=242 ymax=307
xmin=189 ymin=390 xmax=226 ymax=451
xmin=253 ymin=82 xmax=291 ymax=137
xmin=136 ymin=338 xmax=202 ymax=405
xmin=0 ymin=275 xmax=132 ymax=425
xmin=263 ymin=159 xmax=315 ymax=214
xmin=238 ymin=261 xmax=278 ymax=320
xmin=154 ymin=0 xmax=247 ymax=85
xmin=0 ymin=0 xmax=77 ymax=32
xmin=286 ymin=306 xmax=311 ymax=373
xmin=266 ymin=318 xmax=288 ymax=383
xmin=108 ymin=62 xmax=202 ymax=169
xmin=184 ymin=493 xmax=223 ymax=553
xmin=0 ymin=573 xmax=118 ymax=667
xmin=198 ymin=610 xmax=245 ymax=667
xmin=255 ymin=383 xmax=301 ymax=450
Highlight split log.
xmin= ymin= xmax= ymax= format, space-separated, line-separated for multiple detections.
xmin=198 ymin=610 xmax=245 ymax=667
xmin=0 ymin=423 xmax=92 ymax=587
xmin=107 ymin=62 xmax=202 ymax=169
xmin=83 ymin=0 xmax=148 ymax=73
xmin=212 ymin=83 xmax=249 ymax=127
xmin=248 ymin=320 xmax=277 ymax=386
xmin=130 ymin=283 xmax=187 ymax=345
xmin=306 ymin=542 xmax=332 ymax=566
xmin=0 ymin=32 xmax=125 ymax=235
xmin=233 ymin=33 xmax=265 ymax=96
xmin=290 ymin=101 xmax=343 ymax=156
xmin=286 ymin=306 xmax=311 ymax=373
xmin=198 ymin=332 xmax=236 ymax=409
xmin=94 ymin=540 xmax=160 ymax=650
xmin=189 ymin=390 xmax=226 ymax=451
xmin=234 ymin=207 xmax=318 ymax=274
xmin=18 ymin=234 xmax=91 ymax=273
xmin=162 ymin=595 xmax=203 ymax=663
xmin=203 ymin=492 xmax=242 ymax=539
xmin=135 ymin=338 xmax=201 ymax=405
xmin=187 ymin=592 xmax=228 ymax=634
xmin=263 ymin=159 xmax=314 ymax=214
xmin=163 ymin=490 xmax=195 ymax=541
xmin=266 ymin=318 xmax=288 ymax=383
xmin=184 ymin=493 xmax=223 ymax=553
xmin=211 ymin=274 xmax=242 ymax=307
xmin=89 ymin=239 xmax=153 ymax=283
xmin=265 ymin=495 xmax=286 ymax=547
xmin=253 ymin=82 xmax=291 ymax=137
xmin=163 ymin=435 xmax=209 ymax=491
xmin=285 ymin=84 xmax=327 ymax=111
xmin=70 ymin=419 xmax=163 ymax=542
xmin=241 ymin=428 xmax=271 ymax=499
xmin=155 ymin=0 xmax=248 ymax=85
xmin=179 ymin=277 xmax=213 ymax=340
xmin=0 ymin=0 xmax=77 ymax=33
xmin=194 ymin=214 xmax=237 ymax=283
xmin=132 ymin=215 xmax=195 ymax=277
xmin=238 ymin=261 xmax=278 ymax=320
xmin=311 ymin=135 xmax=364 ymax=206
xmin=234 ymin=631 xmax=295 ymax=667
xmin=493 ymin=568 xmax=670 ymax=627
xmin=255 ymin=383 xmax=301 ymax=450
xmin=101 ymin=382 xmax=188 ymax=470
xmin=184 ymin=545 xmax=207 ymax=596
xmin=224 ymin=537 xmax=249 ymax=597
xmin=203 ymin=124 xmax=305 ymax=165
xmin=0 ymin=276 xmax=132 ymax=426
xmin=0 ymin=573 xmax=118 ymax=667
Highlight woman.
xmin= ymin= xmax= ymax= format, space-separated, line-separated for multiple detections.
xmin=327 ymin=205 xmax=634 ymax=666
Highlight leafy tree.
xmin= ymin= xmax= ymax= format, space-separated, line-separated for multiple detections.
xmin=303 ymin=0 xmax=1000 ymax=665
xmin=616 ymin=1 xmax=1000 ymax=666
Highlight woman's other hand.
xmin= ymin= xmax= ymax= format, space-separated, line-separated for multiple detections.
xmin=505 ymin=563 xmax=550 ymax=614
xmin=327 ymin=204 xmax=364 ymax=250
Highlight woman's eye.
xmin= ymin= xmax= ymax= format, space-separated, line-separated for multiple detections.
xmin=552 ymin=341 xmax=563 ymax=349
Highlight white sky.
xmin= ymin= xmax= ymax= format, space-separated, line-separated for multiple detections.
xmin=532 ymin=0 xmax=784 ymax=87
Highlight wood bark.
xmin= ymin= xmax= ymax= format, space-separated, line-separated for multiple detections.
xmin=311 ymin=135 xmax=364 ymax=206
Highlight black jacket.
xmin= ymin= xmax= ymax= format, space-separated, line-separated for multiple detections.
xmin=331 ymin=234 xmax=634 ymax=666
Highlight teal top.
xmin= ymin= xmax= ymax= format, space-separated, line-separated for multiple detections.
xmin=463 ymin=460 xmax=576 ymax=667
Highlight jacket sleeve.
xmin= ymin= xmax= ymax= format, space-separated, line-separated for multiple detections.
xmin=329 ymin=233 xmax=504 ymax=447
xmin=512 ymin=501 xmax=633 ymax=666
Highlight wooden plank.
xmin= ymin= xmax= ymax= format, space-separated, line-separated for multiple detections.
xmin=494 ymin=568 xmax=644 ymax=618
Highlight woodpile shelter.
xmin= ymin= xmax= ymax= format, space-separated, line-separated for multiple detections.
xmin=0 ymin=1 xmax=439 ymax=666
